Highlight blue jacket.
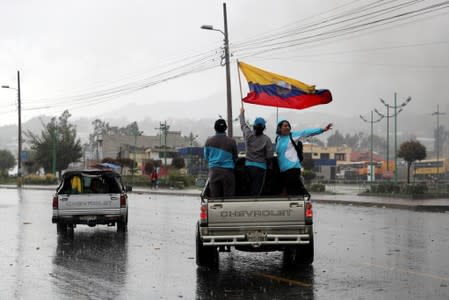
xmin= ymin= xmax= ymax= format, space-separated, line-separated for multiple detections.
xmin=276 ymin=128 xmax=323 ymax=172
xmin=204 ymin=133 xmax=238 ymax=169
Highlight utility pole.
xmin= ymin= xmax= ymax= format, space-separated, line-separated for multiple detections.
xmin=158 ymin=121 xmax=169 ymax=167
xmin=2 ymin=71 xmax=22 ymax=186
xmin=432 ymin=104 xmax=446 ymax=178
xmin=223 ymin=2 xmax=233 ymax=137
xmin=379 ymin=93 xmax=411 ymax=183
xmin=52 ymin=127 xmax=56 ymax=175
xmin=17 ymin=71 xmax=22 ymax=186
xmin=360 ymin=111 xmax=383 ymax=183
xmin=201 ymin=2 xmax=233 ymax=137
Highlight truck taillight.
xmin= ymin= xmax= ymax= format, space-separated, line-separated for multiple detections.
xmin=200 ymin=204 xmax=208 ymax=224
xmin=305 ymin=202 xmax=313 ymax=218
xmin=52 ymin=196 xmax=58 ymax=209
xmin=120 ymin=194 xmax=127 ymax=208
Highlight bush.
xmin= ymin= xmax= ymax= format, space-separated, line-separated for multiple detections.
xmin=370 ymin=183 xmax=400 ymax=194
xmin=308 ymin=183 xmax=325 ymax=192
xmin=369 ymin=182 xmax=427 ymax=194
xmin=302 ymin=170 xmax=316 ymax=183
xmin=168 ymin=172 xmax=195 ymax=189
xmin=23 ymin=173 xmax=58 ymax=185
xmin=400 ymin=183 xmax=428 ymax=194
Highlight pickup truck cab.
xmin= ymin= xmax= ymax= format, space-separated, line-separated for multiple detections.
xmin=52 ymin=168 xmax=130 ymax=234
xmin=196 ymin=158 xmax=314 ymax=268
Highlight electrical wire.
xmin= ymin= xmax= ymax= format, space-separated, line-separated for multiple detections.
xmin=235 ymin=1 xmax=449 ymax=59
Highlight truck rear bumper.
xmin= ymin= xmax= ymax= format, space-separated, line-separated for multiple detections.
xmin=200 ymin=224 xmax=312 ymax=246
xmin=201 ymin=233 xmax=310 ymax=246
xmin=52 ymin=215 xmax=124 ymax=225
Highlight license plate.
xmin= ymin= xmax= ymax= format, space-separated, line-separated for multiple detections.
xmin=246 ymin=231 xmax=267 ymax=242
xmin=80 ymin=216 xmax=97 ymax=222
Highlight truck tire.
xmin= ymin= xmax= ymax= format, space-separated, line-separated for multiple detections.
xmin=196 ymin=224 xmax=218 ymax=268
xmin=117 ymin=221 xmax=127 ymax=232
xmin=117 ymin=212 xmax=128 ymax=233
xmin=284 ymin=232 xmax=314 ymax=266
xmin=56 ymin=223 xmax=67 ymax=234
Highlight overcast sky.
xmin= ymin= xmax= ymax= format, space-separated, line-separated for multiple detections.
xmin=1 ymin=0 xmax=448 ymax=129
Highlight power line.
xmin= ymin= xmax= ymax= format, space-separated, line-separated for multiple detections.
xmin=234 ymin=1 xmax=449 ymax=58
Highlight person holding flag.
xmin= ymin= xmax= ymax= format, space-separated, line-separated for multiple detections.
xmin=239 ymin=107 xmax=274 ymax=196
xmin=237 ymin=61 xmax=334 ymax=196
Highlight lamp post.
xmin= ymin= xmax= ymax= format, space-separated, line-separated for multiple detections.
xmin=2 ymin=71 xmax=22 ymax=187
xmin=201 ymin=2 xmax=233 ymax=137
xmin=360 ymin=110 xmax=383 ymax=183
xmin=432 ymin=104 xmax=446 ymax=178
xmin=378 ymin=93 xmax=411 ymax=183
xmin=374 ymin=106 xmax=403 ymax=173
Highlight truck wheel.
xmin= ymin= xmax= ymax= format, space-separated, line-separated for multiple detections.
xmin=117 ymin=212 xmax=128 ymax=233
xmin=295 ymin=237 xmax=314 ymax=265
xmin=117 ymin=221 xmax=127 ymax=232
xmin=284 ymin=232 xmax=314 ymax=266
xmin=56 ymin=223 xmax=67 ymax=234
xmin=196 ymin=224 xmax=218 ymax=268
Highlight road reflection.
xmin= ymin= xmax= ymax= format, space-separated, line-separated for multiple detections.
xmin=196 ymin=251 xmax=315 ymax=299
xmin=52 ymin=230 xmax=128 ymax=299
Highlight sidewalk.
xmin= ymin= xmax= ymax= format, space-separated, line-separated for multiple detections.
xmin=1 ymin=184 xmax=448 ymax=212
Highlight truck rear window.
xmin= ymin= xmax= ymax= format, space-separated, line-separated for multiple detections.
xmin=59 ymin=173 xmax=122 ymax=194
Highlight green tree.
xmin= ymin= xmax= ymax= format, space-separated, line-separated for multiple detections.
xmin=144 ymin=159 xmax=162 ymax=174
xmin=398 ymin=140 xmax=427 ymax=183
xmin=301 ymin=157 xmax=314 ymax=171
xmin=171 ymin=157 xmax=185 ymax=169
xmin=327 ymin=130 xmax=345 ymax=147
xmin=26 ymin=110 xmax=82 ymax=174
xmin=0 ymin=149 xmax=15 ymax=176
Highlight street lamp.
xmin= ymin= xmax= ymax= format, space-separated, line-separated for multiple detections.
xmin=360 ymin=111 xmax=383 ymax=183
xmin=201 ymin=2 xmax=233 ymax=137
xmin=374 ymin=107 xmax=403 ymax=174
xmin=1 ymin=71 xmax=22 ymax=187
xmin=378 ymin=93 xmax=411 ymax=183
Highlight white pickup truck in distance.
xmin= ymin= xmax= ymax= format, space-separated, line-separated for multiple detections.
xmin=52 ymin=169 xmax=130 ymax=234
xmin=196 ymin=179 xmax=314 ymax=268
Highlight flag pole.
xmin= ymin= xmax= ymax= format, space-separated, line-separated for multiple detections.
xmin=236 ymin=60 xmax=244 ymax=108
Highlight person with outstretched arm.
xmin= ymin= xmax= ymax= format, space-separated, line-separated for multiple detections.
xmin=275 ymin=120 xmax=332 ymax=197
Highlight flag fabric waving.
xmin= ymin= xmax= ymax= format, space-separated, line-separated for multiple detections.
xmin=238 ymin=61 xmax=332 ymax=110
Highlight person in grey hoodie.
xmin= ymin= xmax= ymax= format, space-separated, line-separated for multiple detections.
xmin=240 ymin=107 xmax=274 ymax=195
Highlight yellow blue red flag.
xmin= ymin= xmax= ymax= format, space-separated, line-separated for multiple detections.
xmin=238 ymin=61 xmax=332 ymax=110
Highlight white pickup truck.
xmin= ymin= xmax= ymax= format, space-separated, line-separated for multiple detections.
xmin=52 ymin=169 xmax=130 ymax=234
xmin=196 ymin=159 xmax=314 ymax=268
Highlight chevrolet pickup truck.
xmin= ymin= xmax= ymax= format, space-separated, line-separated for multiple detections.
xmin=196 ymin=159 xmax=314 ymax=268
xmin=52 ymin=168 xmax=130 ymax=234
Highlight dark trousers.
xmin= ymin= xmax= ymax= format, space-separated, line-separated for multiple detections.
xmin=208 ymin=168 xmax=235 ymax=198
xmin=246 ymin=166 xmax=266 ymax=196
xmin=280 ymin=168 xmax=309 ymax=196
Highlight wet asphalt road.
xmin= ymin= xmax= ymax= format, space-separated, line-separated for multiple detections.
xmin=1 ymin=188 xmax=449 ymax=299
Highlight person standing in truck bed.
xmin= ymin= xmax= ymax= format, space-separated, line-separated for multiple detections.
xmin=276 ymin=119 xmax=332 ymax=196
xmin=204 ymin=119 xmax=238 ymax=197
xmin=239 ymin=107 xmax=274 ymax=196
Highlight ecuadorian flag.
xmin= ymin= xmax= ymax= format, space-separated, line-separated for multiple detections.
xmin=238 ymin=61 xmax=332 ymax=110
